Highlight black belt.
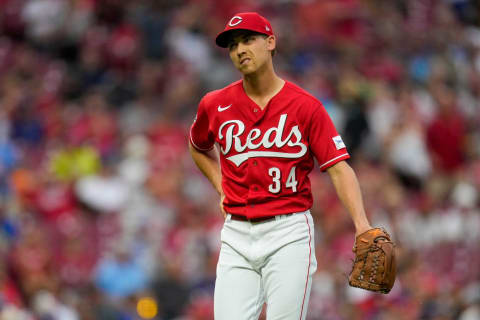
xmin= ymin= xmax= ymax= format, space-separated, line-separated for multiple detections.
xmin=230 ymin=213 xmax=295 ymax=223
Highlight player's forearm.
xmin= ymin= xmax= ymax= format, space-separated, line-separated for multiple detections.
xmin=189 ymin=143 xmax=223 ymax=196
xmin=327 ymin=161 xmax=371 ymax=234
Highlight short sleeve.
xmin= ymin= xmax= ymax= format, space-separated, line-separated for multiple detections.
xmin=190 ymin=98 xmax=215 ymax=151
xmin=308 ymin=103 xmax=350 ymax=171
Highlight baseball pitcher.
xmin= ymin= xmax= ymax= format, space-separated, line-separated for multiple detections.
xmin=189 ymin=12 xmax=395 ymax=320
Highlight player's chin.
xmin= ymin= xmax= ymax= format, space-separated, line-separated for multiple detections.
xmin=236 ymin=64 xmax=256 ymax=75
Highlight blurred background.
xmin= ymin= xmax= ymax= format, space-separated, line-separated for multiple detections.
xmin=0 ymin=0 xmax=479 ymax=319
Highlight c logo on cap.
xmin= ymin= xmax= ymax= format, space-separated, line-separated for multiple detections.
xmin=228 ymin=16 xmax=243 ymax=27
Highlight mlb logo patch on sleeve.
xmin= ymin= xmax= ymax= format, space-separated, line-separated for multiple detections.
xmin=332 ymin=135 xmax=346 ymax=150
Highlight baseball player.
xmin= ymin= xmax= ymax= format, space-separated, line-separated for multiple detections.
xmin=189 ymin=12 xmax=372 ymax=320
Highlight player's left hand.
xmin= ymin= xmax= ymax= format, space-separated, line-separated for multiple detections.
xmin=349 ymin=228 xmax=396 ymax=294
xmin=355 ymin=224 xmax=372 ymax=237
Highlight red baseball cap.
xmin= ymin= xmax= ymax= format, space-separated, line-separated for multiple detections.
xmin=215 ymin=12 xmax=274 ymax=48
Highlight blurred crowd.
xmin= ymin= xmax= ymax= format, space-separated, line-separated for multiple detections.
xmin=0 ymin=0 xmax=479 ymax=319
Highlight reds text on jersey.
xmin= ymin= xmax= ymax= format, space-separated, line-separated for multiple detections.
xmin=190 ymin=80 xmax=349 ymax=218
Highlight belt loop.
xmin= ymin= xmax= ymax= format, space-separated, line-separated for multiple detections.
xmin=226 ymin=214 xmax=232 ymax=221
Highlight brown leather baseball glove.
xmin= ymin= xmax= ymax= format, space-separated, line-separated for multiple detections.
xmin=348 ymin=228 xmax=396 ymax=294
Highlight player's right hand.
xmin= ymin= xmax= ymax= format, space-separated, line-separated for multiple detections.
xmin=220 ymin=193 xmax=226 ymax=218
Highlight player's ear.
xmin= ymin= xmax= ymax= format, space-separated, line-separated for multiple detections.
xmin=266 ymin=35 xmax=276 ymax=53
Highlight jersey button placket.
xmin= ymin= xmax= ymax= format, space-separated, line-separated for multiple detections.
xmin=246 ymin=158 xmax=257 ymax=212
xmin=251 ymin=105 xmax=266 ymax=124
xmin=251 ymin=160 xmax=259 ymax=192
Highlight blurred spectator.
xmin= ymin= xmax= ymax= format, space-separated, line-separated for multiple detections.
xmin=22 ymin=0 xmax=69 ymax=47
xmin=94 ymin=241 xmax=148 ymax=299
xmin=0 ymin=262 xmax=22 ymax=307
xmin=427 ymin=84 xmax=468 ymax=173
xmin=75 ymin=164 xmax=129 ymax=214
xmin=385 ymin=90 xmax=432 ymax=189
xmin=9 ymin=217 xmax=58 ymax=300
xmin=152 ymin=259 xmax=190 ymax=319
xmin=49 ymin=144 xmax=100 ymax=182
xmin=31 ymin=290 xmax=78 ymax=320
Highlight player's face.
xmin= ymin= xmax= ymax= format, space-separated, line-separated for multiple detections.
xmin=227 ymin=31 xmax=275 ymax=75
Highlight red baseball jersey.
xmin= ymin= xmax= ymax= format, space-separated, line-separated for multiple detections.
xmin=190 ymin=80 xmax=350 ymax=218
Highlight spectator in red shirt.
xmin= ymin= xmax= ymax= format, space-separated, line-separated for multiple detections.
xmin=426 ymin=85 xmax=467 ymax=173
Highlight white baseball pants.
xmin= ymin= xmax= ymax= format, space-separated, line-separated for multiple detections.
xmin=214 ymin=210 xmax=317 ymax=320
